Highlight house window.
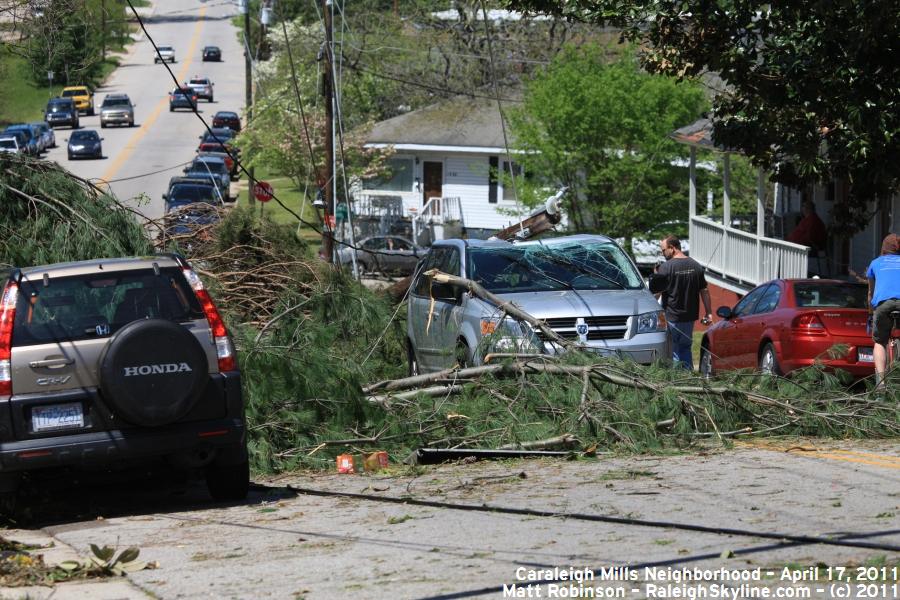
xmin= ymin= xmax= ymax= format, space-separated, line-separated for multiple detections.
xmin=364 ymin=158 xmax=414 ymax=192
xmin=501 ymin=161 xmax=524 ymax=201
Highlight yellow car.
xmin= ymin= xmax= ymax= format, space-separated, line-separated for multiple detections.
xmin=61 ymin=86 xmax=95 ymax=116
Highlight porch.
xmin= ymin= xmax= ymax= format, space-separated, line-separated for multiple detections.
xmin=676 ymin=119 xmax=811 ymax=290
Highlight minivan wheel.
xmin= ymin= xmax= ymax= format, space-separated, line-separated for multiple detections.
xmin=455 ymin=340 xmax=470 ymax=369
xmin=206 ymin=457 xmax=249 ymax=501
xmin=759 ymin=343 xmax=782 ymax=376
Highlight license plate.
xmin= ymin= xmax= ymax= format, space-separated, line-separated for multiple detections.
xmin=32 ymin=403 xmax=84 ymax=432
xmin=858 ymin=347 xmax=874 ymax=362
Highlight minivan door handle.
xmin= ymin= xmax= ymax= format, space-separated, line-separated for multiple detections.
xmin=29 ymin=358 xmax=74 ymax=369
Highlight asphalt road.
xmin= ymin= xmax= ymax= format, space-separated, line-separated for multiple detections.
xmin=6 ymin=441 xmax=897 ymax=599
xmin=42 ymin=0 xmax=245 ymax=221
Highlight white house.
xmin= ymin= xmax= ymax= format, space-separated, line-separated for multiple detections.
xmin=358 ymin=90 xmax=532 ymax=242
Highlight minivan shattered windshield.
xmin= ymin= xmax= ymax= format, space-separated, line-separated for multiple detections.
xmin=468 ymin=240 xmax=643 ymax=293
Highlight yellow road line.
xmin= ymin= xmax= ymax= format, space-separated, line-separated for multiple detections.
xmin=100 ymin=4 xmax=208 ymax=185
xmin=812 ymin=452 xmax=900 ymax=470
xmin=737 ymin=440 xmax=900 ymax=470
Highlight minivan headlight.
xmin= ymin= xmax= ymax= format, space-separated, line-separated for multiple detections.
xmin=480 ymin=317 xmax=542 ymax=353
xmin=636 ymin=310 xmax=667 ymax=334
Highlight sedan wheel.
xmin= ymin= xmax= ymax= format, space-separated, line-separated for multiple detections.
xmin=759 ymin=343 xmax=782 ymax=376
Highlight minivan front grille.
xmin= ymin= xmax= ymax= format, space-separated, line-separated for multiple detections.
xmin=537 ymin=315 xmax=630 ymax=342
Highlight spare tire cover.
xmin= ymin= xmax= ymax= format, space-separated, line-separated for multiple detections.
xmin=99 ymin=319 xmax=209 ymax=427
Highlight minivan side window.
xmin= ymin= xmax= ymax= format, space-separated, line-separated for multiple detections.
xmin=412 ymin=249 xmax=443 ymax=297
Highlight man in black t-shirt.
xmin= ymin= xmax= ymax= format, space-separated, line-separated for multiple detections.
xmin=655 ymin=235 xmax=713 ymax=370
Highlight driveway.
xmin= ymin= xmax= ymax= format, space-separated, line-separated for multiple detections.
xmin=41 ymin=0 xmax=245 ymax=221
xmin=9 ymin=440 xmax=898 ymax=599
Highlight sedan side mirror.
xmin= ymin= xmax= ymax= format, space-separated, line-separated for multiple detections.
xmin=162 ymin=193 xmax=168 ymax=200
xmin=100 ymin=137 xmax=105 ymax=141
xmin=716 ymin=306 xmax=733 ymax=320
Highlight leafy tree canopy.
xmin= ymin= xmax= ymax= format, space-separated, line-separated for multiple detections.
xmin=505 ymin=0 xmax=900 ymax=233
xmin=508 ymin=44 xmax=707 ymax=236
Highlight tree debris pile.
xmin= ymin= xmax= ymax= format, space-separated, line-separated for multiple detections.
xmin=155 ymin=205 xmax=323 ymax=325
xmin=247 ymin=342 xmax=900 ymax=473
xmin=0 ymin=154 xmax=152 ymax=267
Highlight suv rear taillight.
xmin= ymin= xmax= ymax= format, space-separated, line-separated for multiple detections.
xmin=0 ymin=280 xmax=19 ymax=395
xmin=182 ymin=268 xmax=236 ymax=372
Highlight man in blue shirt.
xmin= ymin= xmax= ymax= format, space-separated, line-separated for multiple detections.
xmin=866 ymin=233 xmax=900 ymax=385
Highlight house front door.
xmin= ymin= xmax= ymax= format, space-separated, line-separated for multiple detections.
xmin=423 ymin=161 xmax=443 ymax=210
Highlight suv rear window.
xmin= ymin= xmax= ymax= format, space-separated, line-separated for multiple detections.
xmin=13 ymin=268 xmax=204 ymax=346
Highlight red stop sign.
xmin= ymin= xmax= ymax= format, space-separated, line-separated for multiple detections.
xmin=252 ymin=181 xmax=274 ymax=203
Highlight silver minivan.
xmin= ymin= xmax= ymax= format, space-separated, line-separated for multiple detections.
xmin=407 ymin=235 xmax=670 ymax=373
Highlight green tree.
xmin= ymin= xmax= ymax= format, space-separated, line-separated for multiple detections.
xmin=504 ymin=0 xmax=900 ymax=235
xmin=508 ymin=44 xmax=707 ymax=235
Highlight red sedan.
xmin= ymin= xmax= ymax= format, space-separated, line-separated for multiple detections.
xmin=699 ymin=279 xmax=873 ymax=378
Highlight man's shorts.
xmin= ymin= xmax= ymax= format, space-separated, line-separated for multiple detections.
xmin=872 ymin=298 xmax=900 ymax=345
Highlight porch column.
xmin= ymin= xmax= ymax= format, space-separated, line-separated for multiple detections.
xmin=689 ymin=147 xmax=697 ymax=218
xmin=756 ymin=167 xmax=765 ymax=283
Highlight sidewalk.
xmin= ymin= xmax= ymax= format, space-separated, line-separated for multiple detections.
xmin=0 ymin=529 xmax=153 ymax=600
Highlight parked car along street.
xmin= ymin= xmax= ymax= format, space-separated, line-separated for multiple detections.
xmin=2 ymin=125 xmax=40 ymax=156
xmin=407 ymin=235 xmax=670 ymax=374
xmin=212 ymin=110 xmax=241 ymax=132
xmin=184 ymin=155 xmax=232 ymax=200
xmin=0 ymin=136 xmax=20 ymax=154
xmin=339 ymin=236 xmax=424 ymax=275
xmin=0 ymin=255 xmax=247 ymax=507
xmin=67 ymin=129 xmax=103 ymax=159
xmin=30 ymin=122 xmax=55 ymax=150
xmin=99 ymin=94 xmax=135 ymax=128
xmin=44 ymin=97 xmax=80 ymax=129
xmin=700 ymin=279 xmax=873 ymax=378
xmin=61 ymin=85 xmax=94 ymax=115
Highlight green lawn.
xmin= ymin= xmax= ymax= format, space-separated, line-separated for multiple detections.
xmin=233 ymin=168 xmax=322 ymax=244
xmin=0 ymin=50 xmax=120 ymax=128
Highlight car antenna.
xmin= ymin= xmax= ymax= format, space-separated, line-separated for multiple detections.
xmin=43 ymin=273 xmax=49 ymax=287
xmin=152 ymin=262 xmax=161 ymax=276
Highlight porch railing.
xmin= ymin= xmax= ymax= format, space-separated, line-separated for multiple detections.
xmin=690 ymin=215 xmax=809 ymax=287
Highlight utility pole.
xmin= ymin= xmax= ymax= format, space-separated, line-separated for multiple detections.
xmin=243 ymin=1 xmax=255 ymax=205
xmin=321 ymin=0 xmax=335 ymax=264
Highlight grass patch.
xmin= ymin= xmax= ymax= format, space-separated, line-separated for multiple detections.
xmin=233 ymin=167 xmax=322 ymax=245
xmin=0 ymin=50 xmax=120 ymax=128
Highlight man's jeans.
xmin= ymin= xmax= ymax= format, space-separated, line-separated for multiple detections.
xmin=669 ymin=320 xmax=695 ymax=370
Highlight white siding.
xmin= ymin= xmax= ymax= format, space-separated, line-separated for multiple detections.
xmin=360 ymin=151 xmax=534 ymax=233
xmin=443 ymin=154 xmax=528 ymax=230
